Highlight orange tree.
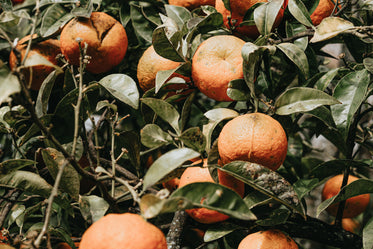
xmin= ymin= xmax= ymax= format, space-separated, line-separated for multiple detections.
xmin=0 ymin=0 xmax=372 ymax=248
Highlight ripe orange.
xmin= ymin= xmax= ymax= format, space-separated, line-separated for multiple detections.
xmin=9 ymin=34 xmax=61 ymax=90
xmin=310 ymin=0 xmax=340 ymax=26
xmin=218 ymin=113 xmax=288 ymax=171
xmin=322 ymin=174 xmax=370 ymax=218
xmin=178 ymin=159 xmax=244 ymax=224
xmin=191 ymin=35 xmax=245 ymax=102
xmin=238 ymin=229 xmax=298 ymax=249
xmin=168 ymin=0 xmax=215 ymax=10
xmin=215 ymin=0 xmax=288 ymax=38
xmin=331 ymin=218 xmax=360 ymax=234
xmin=137 ymin=45 xmax=190 ymax=95
xmin=60 ymin=12 xmax=128 ymax=74
xmin=79 ymin=213 xmax=167 ymax=249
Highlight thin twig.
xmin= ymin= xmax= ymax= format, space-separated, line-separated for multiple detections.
xmin=166 ymin=211 xmax=188 ymax=249
xmin=0 ymin=189 xmax=21 ymax=228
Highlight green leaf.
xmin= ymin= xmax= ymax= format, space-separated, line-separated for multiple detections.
xmin=331 ymin=70 xmax=370 ymax=141
xmin=317 ymin=178 xmax=373 ymax=217
xmin=202 ymin=108 xmax=239 ymax=152
xmin=363 ymin=57 xmax=373 ymax=74
xmin=276 ymin=43 xmax=309 ymax=79
xmin=35 ymin=69 xmax=63 ymax=118
xmin=227 ymin=79 xmax=251 ymax=101
xmin=215 ymin=162 xmax=304 ymax=216
xmin=155 ymin=62 xmax=190 ymax=93
xmin=70 ymin=0 xmax=93 ymax=18
xmin=310 ymin=17 xmax=354 ymax=43
xmin=307 ymin=106 xmax=336 ymax=128
xmin=152 ymin=26 xmax=185 ymax=62
xmin=141 ymin=124 xmax=173 ymax=148
xmin=256 ymin=208 xmax=290 ymax=226
xmin=287 ymin=0 xmax=313 ymax=27
xmin=309 ymin=159 xmax=369 ymax=180
xmin=314 ymin=68 xmax=340 ymax=91
xmin=242 ymin=42 xmax=272 ymax=98
xmin=79 ymin=195 xmax=109 ymax=224
xmin=285 ymin=22 xmax=308 ymax=51
xmin=41 ymin=148 xmax=80 ymax=200
xmin=275 ymin=87 xmax=340 ymax=115
xmin=293 ymin=178 xmax=319 ymax=200
xmin=142 ymin=148 xmax=200 ymax=190
xmin=171 ymin=182 xmax=256 ymax=220
xmin=99 ymin=74 xmax=139 ymax=109
xmin=204 ymin=223 xmax=244 ymax=242
xmin=0 ymin=64 xmax=20 ymax=105
xmin=0 ymin=159 xmax=35 ymax=174
xmin=178 ymin=127 xmax=206 ymax=153
xmin=40 ymin=4 xmax=73 ymax=37
xmin=130 ymin=2 xmax=159 ymax=43
xmin=140 ymin=194 xmax=193 ymax=219
xmin=164 ymin=4 xmax=191 ymax=29
xmin=141 ymin=97 xmax=180 ymax=134
xmin=0 ymin=170 xmax=53 ymax=199
xmin=254 ymin=0 xmax=284 ymax=35
xmin=363 ymin=216 xmax=373 ymax=249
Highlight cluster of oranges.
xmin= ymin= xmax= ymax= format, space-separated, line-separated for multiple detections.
xmin=7 ymin=0 xmax=361 ymax=249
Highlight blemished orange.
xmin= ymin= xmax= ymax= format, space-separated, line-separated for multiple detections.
xmin=60 ymin=12 xmax=128 ymax=74
xmin=137 ymin=45 xmax=190 ymax=94
xmin=238 ymin=229 xmax=298 ymax=249
xmin=215 ymin=0 xmax=288 ymax=38
xmin=310 ymin=0 xmax=340 ymax=26
xmin=79 ymin=213 xmax=167 ymax=249
xmin=178 ymin=159 xmax=244 ymax=224
xmin=218 ymin=113 xmax=288 ymax=171
xmin=322 ymin=174 xmax=370 ymax=218
xmin=9 ymin=35 xmax=61 ymax=90
xmin=168 ymin=0 xmax=215 ymax=10
xmin=191 ymin=35 xmax=245 ymax=102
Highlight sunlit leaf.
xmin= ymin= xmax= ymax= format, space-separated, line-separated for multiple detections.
xmin=152 ymin=26 xmax=185 ymax=62
xmin=79 ymin=195 xmax=109 ymax=224
xmin=143 ymin=148 xmax=200 ymax=190
xmin=310 ymin=17 xmax=354 ymax=43
xmin=164 ymin=4 xmax=191 ymax=29
xmin=275 ymin=87 xmax=339 ymax=115
xmin=141 ymin=124 xmax=173 ymax=148
xmin=363 ymin=57 xmax=373 ymax=74
xmin=99 ymin=74 xmax=139 ymax=109
xmin=254 ymin=0 xmax=284 ymax=35
xmin=314 ymin=68 xmax=340 ymax=91
xmin=363 ymin=216 xmax=373 ymax=249
xmin=0 ymin=65 xmax=20 ymax=105
xmin=287 ymin=0 xmax=313 ymax=27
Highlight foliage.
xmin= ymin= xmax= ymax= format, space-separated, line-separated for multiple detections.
xmin=0 ymin=0 xmax=372 ymax=248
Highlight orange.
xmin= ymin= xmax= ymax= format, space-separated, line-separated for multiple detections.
xmin=238 ymin=229 xmax=298 ymax=249
xmin=218 ymin=113 xmax=288 ymax=171
xmin=168 ymin=0 xmax=215 ymax=10
xmin=215 ymin=0 xmax=288 ymax=38
xmin=9 ymin=34 xmax=61 ymax=90
xmin=79 ymin=213 xmax=167 ymax=249
xmin=310 ymin=0 xmax=340 ymax=26
xmin=322 ymin=174 xmax=370 ymax=218
xmin=331 ymin=218 xmax=360 ymax=234
xmin=137 ymin=45 xmax=191 ymax=95
xmin=60 ymin=12 xmax=128 ymax=74
xmin=178 ymin=159 xmax=244 ymax=224
xmin=162 ymin=177 xmax=180 ymax=192
xmin=191 ymin=35 xmax=245 ymax=102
